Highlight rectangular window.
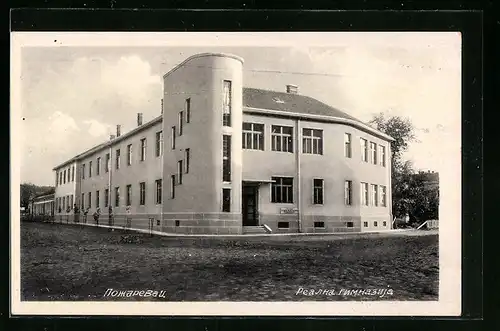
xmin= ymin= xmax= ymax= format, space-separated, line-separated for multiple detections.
xmin=374 ymin=221 xmax=378 ymax=227
xmin=55 ymin=172 xmax=58 ymax=186
xmin=115 ymin=187 xmax=120 ymax=207
xmin=379 ymin=145 xmax=386 ymax=167
xmin=360 ymin=138 xmax=368 ymax=162
xmin=344 ymin=133 xmax=352 ymax=158
xmin=127 ymin=144 xmax=132 ymax=165
xmin=105 ymin=153 xmax=110 ymax=172
xmin=116 ymin=149 xmax=121 ymax=169
xmin=380 ymin=185 xmax=387 ymax=207
xmin=313 ymin=178 xmax=324 ymax=204
xmin=170 ymin=175 xmax=175 ymax=199
xmin=140 ymin=138 xmax=147 ymax=161
xmin=177 ymin=160 xmax=183 ymax=185
xmin=96 ymin=190 xmax=100 ymax=209
xmin=222 ymin=188 xmax=231 ymax=212
xmin=96 ymin=157 xmax=101 ymax=175
xmin=185 ymin=148 xmax=190 ymax=173
xmin=371 ymin=184 xmax=378 ymax=206
xmin=81 ymin=193 xmax=84 ymax=210
xmin=383 ymin=221 xmax=387 ymax=226
xmin=223 ymin=80 xmax=232 ymax=126
xmin=59 ymin=172 xmax=63 ymax=185
xmin=63 ymin=170 xmax=66 ymax=184
xmin=126 ymin=185 xmax=132 ymax=206
xmin=222 ymin=135 xmax=231 ymax=182
xmin=139 ymin=182 xmax=146 ymax=205
xmin=155 ymin=179 xmax=162 ymax=204
xmin=82 ymin=164 xmax=85 ymax=179
xmin=303 ymin=128 xmax=323 ymax=155
xmin=179 ymin=111 xmax=184 ymax=136
xmin=271 ymin=177 xmax=294 ymax=203
xmin=72 ymin=166 xmax=75 ymax=181
xmin=344 ymin=180 xmax=353 ymax=206
xmin=104 ymin=189 xmax=109 ymax=207
xmin=67 ymin=168 xmax=70 ymax=182
xmin=70 ymin=195 xmax=74 ymax=209
xmin=271 ymin=125 xmax=293 ymax=153
xmin=171 ymin=126 xmax=176 ymax=149
xmin=89 ymin=161 xmax=92 ymax=177
xmin=360 ymin=182 xmax=369 ymax=206
xmin=62 ymin=196 xmax=65 ymax=211
xmin=370 ymin=142 xmax=377 ymax=165
xmin=242 ymin=122 xmax=264 ymax=150
xmin=155 ymin=131 xmax=163 ymax=157
xmin=88 ymin=192 xmax=92 ymax=209
xmin=363 ymin=221 xmax=368 ymax=227
xmin=185 ymin=98 xmax=191 ymax=123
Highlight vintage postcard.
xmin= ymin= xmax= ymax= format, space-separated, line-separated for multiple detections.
xmin=11 ymin=32 xmax=461 ymax=316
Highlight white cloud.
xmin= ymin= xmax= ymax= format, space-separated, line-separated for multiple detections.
xmin=83 ymin=119 xmax=112 ymax=137
xmin=47 ymin=111 xmax=80 ymax=135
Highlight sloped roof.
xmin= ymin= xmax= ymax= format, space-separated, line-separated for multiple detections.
xmin=243 ymin=87 xmax=363 ymax=123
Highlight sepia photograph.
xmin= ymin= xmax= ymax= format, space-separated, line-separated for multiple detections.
xmin=11 ymin=32 xmax=461 ymax=316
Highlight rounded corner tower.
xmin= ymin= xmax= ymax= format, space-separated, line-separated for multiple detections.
xmin=161 ymin=53 xmax=244 ymax=235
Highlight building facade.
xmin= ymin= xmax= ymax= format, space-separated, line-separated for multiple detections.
xmin=31 ymin=193 xmax=55 ymax=217
xmin=53 ymin=53 xmax=394 ymax=235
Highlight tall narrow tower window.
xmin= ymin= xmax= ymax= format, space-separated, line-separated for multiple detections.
xmin=222 ymin=80 xmax=232 ymax=127
xmin=222 ymin=135 xmax=231 ymax=182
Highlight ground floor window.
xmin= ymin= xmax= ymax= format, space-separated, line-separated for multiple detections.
xmin=222 ymin=188 xmax=231 ymax=212
xmin=314 ymin=221 xmax=325 ymax=228
xmin=271 ymin=177 xmax=293 ymax=203
xmin=278 ymin=221 xmax=289 ymax=228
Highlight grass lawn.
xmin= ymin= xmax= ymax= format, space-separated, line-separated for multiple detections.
xmin=20 ymin=222 xmax=439 ymax=301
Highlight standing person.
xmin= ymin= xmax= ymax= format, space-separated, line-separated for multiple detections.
xmin=93 ymin=208 xmax=101 ymax=225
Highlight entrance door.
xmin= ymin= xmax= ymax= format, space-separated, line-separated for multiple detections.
xmin=242 ymin=184 xmax=259 ymax=226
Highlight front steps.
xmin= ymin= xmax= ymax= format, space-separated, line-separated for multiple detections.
xmin=242 ymin=226 xmax=268 ymax=235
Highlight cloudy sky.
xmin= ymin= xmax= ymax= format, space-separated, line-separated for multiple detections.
xmin=16 ymin=33 xmax=461 ymax=186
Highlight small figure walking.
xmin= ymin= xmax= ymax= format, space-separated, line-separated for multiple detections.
xmin=93 ymin=208 xmax=101 ymax=225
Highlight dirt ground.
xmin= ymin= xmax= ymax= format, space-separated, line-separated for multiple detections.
xmin=20 ymin=222 xmax=439 ymax=301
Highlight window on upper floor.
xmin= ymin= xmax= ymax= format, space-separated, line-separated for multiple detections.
xmin=140 ymin=138 xmax=147 ymax=161
xmin=127 ymin=144 xmax=132 ymax=166
xmin=156 ymin=131 xmax=163 ymax=157
xmin=82 ymin=164 xmax=86 ymax=179
xmin=271 ymin=125 xmax=293 ymax=153
xmin=105 ymin=153 xmax=110 ymax=173
xmin=97 ymin=157 xmax=101 ymax=175
xmin=185 ymin=98 xmax=191 ymax=123
xmin=222 ymin=135 xmax=231 ymax=182
xmin=89 ymin=161 xmax=93 ymax=177
xmin=223 ymin=80 xmax=232 ymax=127
xmin=242 ymin=122 xmax=264 ymax=151
xmin=179 ymin=111 xmax=184 ymax=136
xmin=116 ymin=149 xmax=121 ymax=170
xmin=303 ymin=128 xmax=323 ymax=155
xmin=370 ymin=142 xmax=377 ymax=165
xmin=379 ymin=145 xmax=386 ymax=167
xmin=360 ymin=138 xmax=368 ymax=162
xmin=344 ymin=133 xmax=352 ymax=158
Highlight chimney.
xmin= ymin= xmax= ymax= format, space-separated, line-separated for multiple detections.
xmin=137 ymin=113 xmax=143 ymax=126
xmin=109 ymin=134 xmax=116 ymax=140
xmin=116 ymin=125 xmax=121 ymax=137
xmin=286 ymin=84 xmax=298 ymax=94
xmin=161 ymin=98 xmax=164 ymax=115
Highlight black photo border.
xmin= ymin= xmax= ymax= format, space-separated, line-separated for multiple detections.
xmin=7 ymin=3 xmax=485 ymax=331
